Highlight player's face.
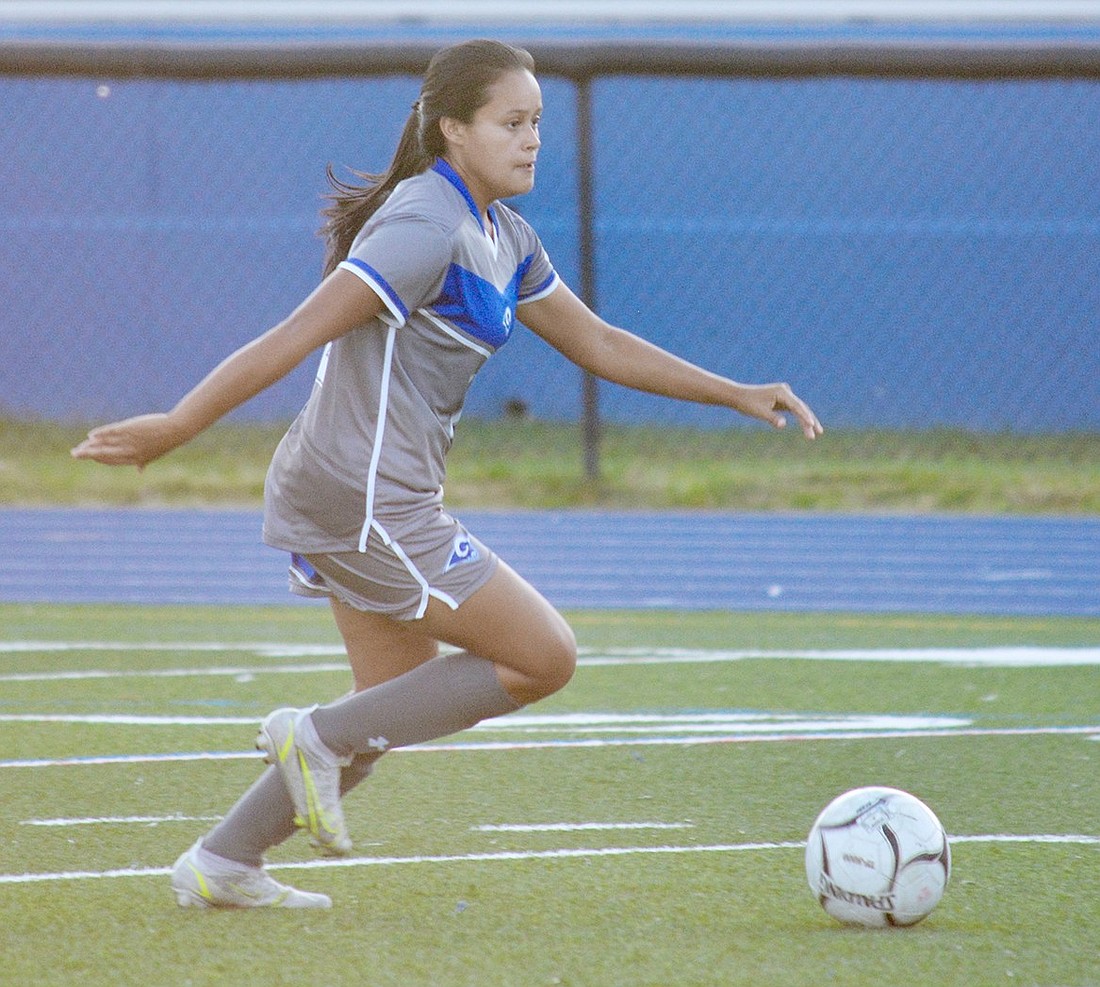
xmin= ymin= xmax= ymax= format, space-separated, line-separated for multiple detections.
xmin=443 ymin=69 xmax=542 ymax=213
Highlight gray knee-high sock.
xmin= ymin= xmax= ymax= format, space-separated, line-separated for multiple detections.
xmin=202 ymin=653 xmax=518 ymax=867
xmin=311 ymin=651 xmax=521 ymax=759
xmin=202 ymin=754 xmax=378 ymax=867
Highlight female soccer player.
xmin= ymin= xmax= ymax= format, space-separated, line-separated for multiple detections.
xmin=73 ymin=39 xmax=822 ymax=909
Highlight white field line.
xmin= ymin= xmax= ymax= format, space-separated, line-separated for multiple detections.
xmin=19 ymin=816 xmax=691 ymax=832
xmin=1 ymin=835 xmax=1097 ymax=886
xmin=0 ymin=714 xmax=259 ymax=725
xmin=0 ymin=661 xmax=347 ymax=683
xmin=0 ymin=712 xmax=974 ymax=730
xmin=0 ymin=642 xmax=349 ymax=656
xmin=578 ymin=647 xmax=1100 ymax=668
xmin=473 ymin=822 xmax=694 ymax=833
xmin=3 ymin=724 xmax=1100 ymax=770
xmin=2 ymin=644 xmax=1100 ymax=682
xmin=19 ymin=814 xmax=223 ymax=828
xmin=0 ymin=751 xmax=256 ymax=768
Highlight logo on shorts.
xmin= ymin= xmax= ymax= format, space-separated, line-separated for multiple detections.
xmin=444 ymin=534 xmax=480 ymax=573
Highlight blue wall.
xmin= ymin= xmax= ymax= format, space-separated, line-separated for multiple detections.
xmin=2 ymin=70 xmax=1098 ymax=430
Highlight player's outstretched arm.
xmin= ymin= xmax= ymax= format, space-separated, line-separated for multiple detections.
xmin=518 ymin=282 xmax=823 ymax=439
xmin=72 ymin=271 xmax=385 ymax=467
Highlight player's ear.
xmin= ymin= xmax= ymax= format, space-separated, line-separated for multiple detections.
xmin=439 ymin=116 xmax=466 ymax=147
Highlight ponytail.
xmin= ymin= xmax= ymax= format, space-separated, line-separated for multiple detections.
xmin=319 ymin=109 xmax=430 ymax=278
xmin=318 ymin=39 xmax=536 ymax=279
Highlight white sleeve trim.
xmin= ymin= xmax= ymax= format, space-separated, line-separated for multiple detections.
xmin=338 ymin=259 xmax=407 ymax=328
xmin=518 ymin=273 xmax=561 ymax=306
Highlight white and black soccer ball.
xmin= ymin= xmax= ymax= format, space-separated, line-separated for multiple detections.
xmin=805 ymin=786 xmax=950 ymax=928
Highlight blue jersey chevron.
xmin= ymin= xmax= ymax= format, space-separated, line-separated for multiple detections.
xmin=432 ymin=256 xmax=534 ymax=350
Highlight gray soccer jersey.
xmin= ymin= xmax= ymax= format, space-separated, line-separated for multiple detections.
xmin=263 ymin=158 xmax=559 ymax=555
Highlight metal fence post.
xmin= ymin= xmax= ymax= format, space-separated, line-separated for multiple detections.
xmin=576 ymin=74 xmax=601 ymax=481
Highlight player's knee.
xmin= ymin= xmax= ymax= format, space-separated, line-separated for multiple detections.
xmin=530 ymin=623 xmax=577 ymax=700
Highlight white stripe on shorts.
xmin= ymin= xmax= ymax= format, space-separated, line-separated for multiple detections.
xmin=370 ymin=520 xmax=459 ymax=619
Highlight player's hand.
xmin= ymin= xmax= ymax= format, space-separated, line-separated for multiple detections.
xmin=70 ymin=413 xmax=190 ymax=468
xmin=734 ymin=382 xmax=823 ymax=440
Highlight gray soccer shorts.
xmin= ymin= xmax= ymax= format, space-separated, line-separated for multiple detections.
xmin=287 ymin=510 xmax=498 ymax=621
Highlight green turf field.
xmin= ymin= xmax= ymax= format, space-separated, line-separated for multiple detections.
xmin=1 ymin=604 xmax=1097 ymax=986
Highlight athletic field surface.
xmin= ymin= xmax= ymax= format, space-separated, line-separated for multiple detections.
xmin=0 ymin=509 xmax=1097 ymax=984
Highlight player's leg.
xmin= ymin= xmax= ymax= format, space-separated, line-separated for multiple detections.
xmin=308 ymin=558 xmax=576 ymax=757
xmin=271 ymin=561 xmax=575 ymax=854
xmin=329 ymin=594 xmax=441 ymax=690
xmin=420 ymin=556 xmax=577 ymax=704
xmin=199 ymin=609 xmax=437 ymax=868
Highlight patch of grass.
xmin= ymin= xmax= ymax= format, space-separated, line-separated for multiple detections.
xmin=3 ymin=417 xmax=1098 ymax=513
xmin=0 ymin=418 xmax=283 ymax=506
xmin=0 ymin=606 xmax=1097 ymax=986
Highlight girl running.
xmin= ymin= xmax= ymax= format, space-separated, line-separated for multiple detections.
xmin=73 ymin=38 xmax=822 ymax=909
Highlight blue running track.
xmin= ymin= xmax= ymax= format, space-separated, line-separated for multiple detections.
xmin=0 ymin=508 xmax=1096 ymax=617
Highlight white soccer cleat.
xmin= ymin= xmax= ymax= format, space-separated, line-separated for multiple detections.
xmin=255 ymin=707 xmax=353 ymax=857
xmin=170 ymin=841 xmax=332 ymax=909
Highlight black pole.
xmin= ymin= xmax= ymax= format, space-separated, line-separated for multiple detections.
xmin=576 ymin=76 xmax=601 ymax=481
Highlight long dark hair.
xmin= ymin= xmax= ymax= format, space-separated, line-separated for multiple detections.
xmin=319 ymin=39 xmax=536 ymax=277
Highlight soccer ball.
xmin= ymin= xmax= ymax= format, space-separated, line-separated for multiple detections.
xmin=805 ymin=786 xmax=950 ymax=927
